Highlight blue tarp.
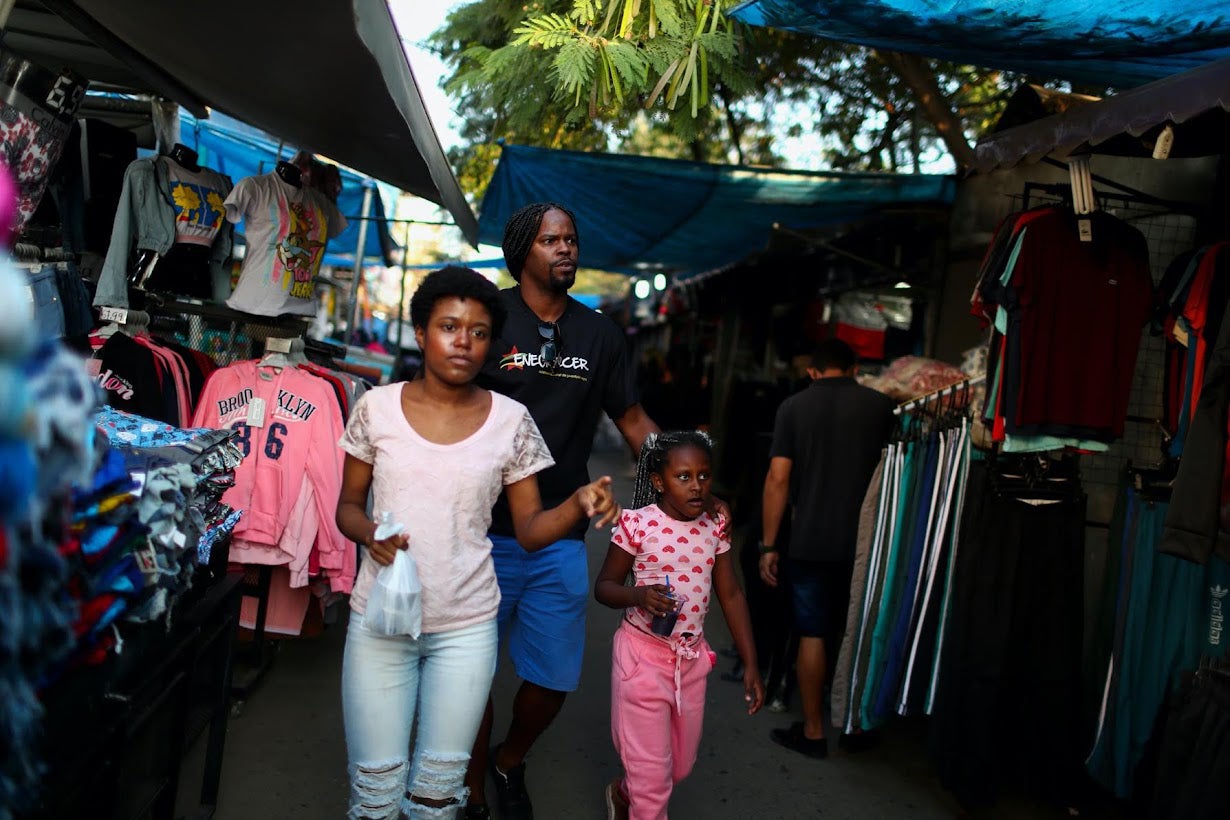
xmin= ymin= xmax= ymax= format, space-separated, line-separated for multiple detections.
xmin=729 ymin=1 xmax=1230 ymax=89
xmin=478 ymin=144 xmax=954 ymax=276
xmin=180 ymin=110 xmax=396 ymax=266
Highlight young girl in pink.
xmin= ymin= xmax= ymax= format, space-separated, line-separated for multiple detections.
xmin=595 ymin=431 xmax=764 ymax=820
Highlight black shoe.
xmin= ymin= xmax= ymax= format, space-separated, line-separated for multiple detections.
xmin=770 ymin=722 xmax=828 ymax=759
xmin=838 ymin=729 xmax=882 ymax=753
xmin=463 ymin=805 xmax=492 ymax=820
xmin=489 ymin=745 xmax=534 ymax=819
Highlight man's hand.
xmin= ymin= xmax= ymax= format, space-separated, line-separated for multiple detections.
xmin=705 ymin=495 xmax=732 ymax=533
xmin=758 ymin=551 xmax=780 ymax=588
xmin=367 ymin=530 xmax=409 ymax=567
xmin=744 ymin=668 xmax=766 ymax=715
xmin=577 ymin=475 xmax=621 ymax=528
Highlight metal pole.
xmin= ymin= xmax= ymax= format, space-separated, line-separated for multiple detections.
xmin=346 ymin=183 xmax=375 ymax=342
xmin=397 ymin=246 xmax=409 ymax=355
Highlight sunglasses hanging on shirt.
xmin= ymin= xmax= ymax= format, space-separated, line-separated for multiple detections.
xmin=538 ymin=321 xmax=562 ymax=371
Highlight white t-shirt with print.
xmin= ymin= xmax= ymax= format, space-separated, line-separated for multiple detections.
xmin=224 ymin=172 xmax=346 ymax=317
xmin=338 ymin=385 xmax=555 ymax=634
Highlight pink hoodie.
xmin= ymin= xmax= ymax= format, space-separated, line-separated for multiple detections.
xmin=192 ymin=361 xmax=353 ymax=592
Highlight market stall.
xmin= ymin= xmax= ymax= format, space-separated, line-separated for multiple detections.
xmin=0 ymin=3 xmax=474 ymax=818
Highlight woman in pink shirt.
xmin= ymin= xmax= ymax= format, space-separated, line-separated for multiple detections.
xmin=335 ymin=266 xmax=619 ymax=820
xmin=595 ymin=431 xmax=764 ymax=819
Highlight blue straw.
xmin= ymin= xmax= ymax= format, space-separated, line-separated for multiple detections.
xmin=666 ymin=574 xmax=671 ymax=591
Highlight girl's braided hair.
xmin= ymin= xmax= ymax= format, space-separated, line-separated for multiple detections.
xmin=501 ymin=202 xmax=580 ymax=282
xmin=631 ymin=430 xmax=715 ymax=509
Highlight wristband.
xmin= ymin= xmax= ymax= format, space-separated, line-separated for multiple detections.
xmin=757 ymin=541 xmax=777 ymax=554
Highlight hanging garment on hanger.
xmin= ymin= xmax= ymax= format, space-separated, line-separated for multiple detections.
xmin=1163 ymin=295 xmax=1230 ymax=565
xmin=94 ymin=155 xmax=233 ymax=308
xmin=1087 ymin=488 xmax=1230 ymax=798
xmin=929 ymin=460 xmax=1085 ymax=807
xmin=192 ymin=359 xmax=352 ymax=595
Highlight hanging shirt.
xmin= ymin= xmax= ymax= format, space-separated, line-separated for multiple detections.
xmin=610 ymin=504 xmax=730 ymax=640
xmin=223 ymin=173 xmax=346 ymax=317
xmin=166 ymin=161 xmax=230 ymax=247
xmin=192 ymin=361 xmax=349 ymax=588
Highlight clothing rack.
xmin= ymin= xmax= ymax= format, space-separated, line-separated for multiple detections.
xmin=1020 ymin=181 xmax=1198 ymax=217
xmin=894 ymin=375 xmax=985 ymax=417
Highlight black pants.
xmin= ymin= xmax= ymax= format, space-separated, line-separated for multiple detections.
xmin=930 ymin=463 xmax=1086 ymax=808
xmin=1151 ymin=658 xmax=1230 ymax=819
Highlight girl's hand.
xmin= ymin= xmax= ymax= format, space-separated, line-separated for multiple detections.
xmin=743 ymin=669 xmax=766 ymax=715
xmin=366 ymin=530 xmax=409 ymax=567
xmin=635 ymin=584 xmax=675 ymax=618
xmin=576 ymin=476 xmax=622 ymax=528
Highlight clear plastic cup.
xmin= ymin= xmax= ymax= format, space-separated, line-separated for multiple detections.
xmin=650 ymin=590 xmax=689 ymax=637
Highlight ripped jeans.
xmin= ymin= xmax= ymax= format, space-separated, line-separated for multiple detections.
xmin=342 ymin=615 xmax=498 ymax=819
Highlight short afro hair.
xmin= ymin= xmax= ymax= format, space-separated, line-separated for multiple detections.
xmin=410 ymin=266 xmax=507 ymax=338
xmin=502 ymin=202 xmax=579 ymax=282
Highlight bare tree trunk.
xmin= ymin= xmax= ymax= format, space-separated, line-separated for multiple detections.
xmin=876 ymin=50 xmax=976 ymax=170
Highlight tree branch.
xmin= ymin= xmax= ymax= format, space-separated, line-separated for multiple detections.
xmin=718 ymin=86 xmax=746 ymax=166
xmin=875 ymin=50 xmax=976 ymax=169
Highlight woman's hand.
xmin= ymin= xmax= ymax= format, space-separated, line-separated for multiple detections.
xmin=634 ymin=583 xmax=676 ymax=618
xmin=366 ymin=530 xmax=409 ymax=567
xmin=576 ymin=475 xmax=621 ymax=528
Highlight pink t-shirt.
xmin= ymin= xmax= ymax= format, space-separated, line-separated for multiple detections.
xmin=611 ymin=504 xmax=731 ymax=639
xmin=338 ymin=385 xmax=554 ymax=633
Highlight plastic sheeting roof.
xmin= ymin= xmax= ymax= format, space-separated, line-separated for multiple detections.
xmin=179 ymin=111 xmax=396 ymax=267
xmin=5 ymin=0 xmax=477 ymax=243
xmin=478 ymin=144 xmax=954 ymax=276
xmin=729 ymin=1 xmax=1230 ymax=89
xmin=974 ymin=57 xmax=1230 ymax=172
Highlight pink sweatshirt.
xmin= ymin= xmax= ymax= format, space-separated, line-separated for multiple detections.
xmin=192 ymin=361 xmax=353 ymax=592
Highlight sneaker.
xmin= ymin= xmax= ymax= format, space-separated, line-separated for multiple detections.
xmin=462 ymin=805 xmax=492 ymax=819
xmin=605 ymin=778 xmax=629 ymax=820
xmin=767 ymin=695 xmax=788 ymax=713
xmin=770 ymin=722 xmax=828 ymax=759
xmin=489 ymin=745 xmax=533 ymax=819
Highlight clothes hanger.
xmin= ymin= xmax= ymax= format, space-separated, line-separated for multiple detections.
xmin=259 ymin=335 xmax=299 ymax=369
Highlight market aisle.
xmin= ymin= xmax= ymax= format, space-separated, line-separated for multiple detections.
xmin=180 ymin=450 xmax=1042 ymax=819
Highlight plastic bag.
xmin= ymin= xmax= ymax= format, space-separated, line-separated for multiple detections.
xmin=364 ymin=514 xmax=422 ymax=638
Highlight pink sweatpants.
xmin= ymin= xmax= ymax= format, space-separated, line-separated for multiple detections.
xmin=611 ymin=624 xmax=713 ymax=820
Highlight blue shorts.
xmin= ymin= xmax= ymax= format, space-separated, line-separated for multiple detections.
xmin=788 ymin=559 xmax=854 ymax=639
xmin=490 ymin=534 xmax=589 ymax=692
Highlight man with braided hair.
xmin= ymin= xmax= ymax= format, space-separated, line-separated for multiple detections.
xmin=464 ymin=202 xmax=659 ymax=819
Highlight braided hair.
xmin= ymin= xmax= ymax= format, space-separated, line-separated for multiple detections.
xmin=501 ymin=202 xmax=580 ymax=282
xmin=632 ymin=430 xmax=716 ymax=509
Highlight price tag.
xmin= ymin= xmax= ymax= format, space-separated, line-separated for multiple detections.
xmin=247 ymin=397 xmax=267 ymax=428
xmin=134 ymin=544 xmax=159 ymax=582
xmin=1077 ymin=219 xmax=1093 ymax=242
xmin=1174 ymin=323 xmax=1190 ymax=348
xmin=99 ymin=306 xmax=129 ymax=323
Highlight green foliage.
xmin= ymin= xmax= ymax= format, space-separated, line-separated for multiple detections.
xmin=430 ymin=0 xmax=1014 ymax=199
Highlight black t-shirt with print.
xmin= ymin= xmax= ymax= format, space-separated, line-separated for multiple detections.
xmin=94 ymin=332 xmax=180 ymax=424
xmin=478 ymin=287 xmax=638 ymax=540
